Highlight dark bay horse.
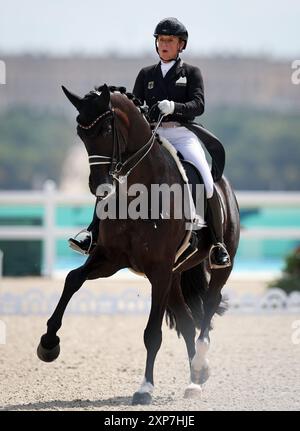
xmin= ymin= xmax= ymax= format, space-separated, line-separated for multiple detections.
xmin=37 ymin=84 xmax=240 ymax=405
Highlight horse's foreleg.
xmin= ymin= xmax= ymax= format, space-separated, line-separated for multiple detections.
xmin=132 ymin=264 xmax=173 ymax=406
xmin=37 ymin=266 xmax=87 ymax=362
xmin=37 ymin=250 xmax=121 ymax=362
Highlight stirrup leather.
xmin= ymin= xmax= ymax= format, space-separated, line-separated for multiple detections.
xmin=68 ymin=229 xmax=93 ymax=255
xmin=192 ymin=214 xmax=206 ymax=230
xmin=208 ymin=242 xmax=231 ymax=269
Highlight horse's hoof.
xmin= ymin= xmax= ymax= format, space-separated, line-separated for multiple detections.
xmin=191 ymin=363 xmax=210 ymax=385
xmin=184 ymin=383 xmax=202 ymax=399
xmin=132 ymin=391 xmax=152 ymax=405
xmin=199 ymin=365 xmax=210 ymax=384
xmin=37 ymin=339 xmax=60 ymax=363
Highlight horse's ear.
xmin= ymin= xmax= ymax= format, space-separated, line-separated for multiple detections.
xmin=61 ymin=85 xmax=83 ymax=111
xmin=99 ymin=84 xmax=110 ymax=107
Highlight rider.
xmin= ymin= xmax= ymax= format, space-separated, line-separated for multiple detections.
xmin=69 ymin=17 xmax=230 ymax=268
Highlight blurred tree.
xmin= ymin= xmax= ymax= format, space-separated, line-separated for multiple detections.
xmin=0 ymin=107 xmax=74 ymax=189
xmin=201 ymin=108 xmax=300 ymax=190
xmin=0 ymin=106 xmax=299 ymax=190
xmin=268 ymin=247 xmax=300 ymax=292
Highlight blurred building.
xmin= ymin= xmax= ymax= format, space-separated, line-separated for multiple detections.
xmin=0 ymin=54 xmax=298 ymax=114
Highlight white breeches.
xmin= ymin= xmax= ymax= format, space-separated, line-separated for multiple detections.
xmin=157 ymin=126 xmax=214 ymax=198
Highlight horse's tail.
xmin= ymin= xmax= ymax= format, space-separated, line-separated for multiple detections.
xmin=166 ymin=261 xmax=228 ymax=336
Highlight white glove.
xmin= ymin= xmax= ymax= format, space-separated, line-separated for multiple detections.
xmin=158 ymin=100 xmax=175 ymax=115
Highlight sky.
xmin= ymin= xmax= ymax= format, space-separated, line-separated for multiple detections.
xmin=0 ymin=0 xmax=299 ymax=58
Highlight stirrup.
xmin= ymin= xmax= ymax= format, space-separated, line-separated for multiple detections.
xmin=208 ymin=242 xmax=231 ymax=269
xmin=68 ymin=229 xmax=93 ymax=255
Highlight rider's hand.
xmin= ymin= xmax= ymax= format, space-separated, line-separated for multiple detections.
xmin=158 ymin=100 xmax=175 ymax=115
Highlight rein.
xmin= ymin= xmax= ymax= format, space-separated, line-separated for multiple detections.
xmin=78 ymin=100 xmax=165 ymax=184
xmin=109 ymin=112 xmax=165 ymax=183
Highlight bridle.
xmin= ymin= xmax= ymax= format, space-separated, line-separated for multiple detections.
xmin=77 ymin=96 xmax=166 ymax=184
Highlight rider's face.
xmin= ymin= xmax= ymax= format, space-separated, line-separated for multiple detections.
xmin=157 ymin=35 xmax=184 ymax=62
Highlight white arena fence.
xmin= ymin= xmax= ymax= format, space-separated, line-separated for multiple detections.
xmin=0 ymin=288 xmax=299 ymax=315
xmin=1 ymin=182 xmax=300 ymax=315
xmin=0 ymin=181 xmax=300 ymax=278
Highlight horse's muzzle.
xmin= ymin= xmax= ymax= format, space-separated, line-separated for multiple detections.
xmin=95 ymin=182 xmax=116 ymax=200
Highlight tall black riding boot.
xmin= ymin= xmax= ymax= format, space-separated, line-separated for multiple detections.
xmin=68 ymin=200 xmax=99 ymax=255
xmin=207 ymin=187 xmax=231 ymax=269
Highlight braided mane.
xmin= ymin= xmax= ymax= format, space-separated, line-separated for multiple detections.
xmin=95 ymin=85 xmax=143 ymax=108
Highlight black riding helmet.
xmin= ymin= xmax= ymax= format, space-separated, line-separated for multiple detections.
xmin=154 ymin=17 xmax=188 ymax=50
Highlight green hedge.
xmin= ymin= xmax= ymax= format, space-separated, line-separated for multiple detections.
xmin=269 ymin=247 xmax=300 ymax=293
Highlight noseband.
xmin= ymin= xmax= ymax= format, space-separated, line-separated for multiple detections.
xmin=77 ymin=110 xmax=112 ymax=130
xmin=77 ymin=96 xmax=165 ymax=184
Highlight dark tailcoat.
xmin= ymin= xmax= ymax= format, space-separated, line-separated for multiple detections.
xmin=133 ymin=58 xmax=225 ymax=181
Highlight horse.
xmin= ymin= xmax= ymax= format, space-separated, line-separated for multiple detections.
xmin=37 ymin=84 xmax=240 ymax=405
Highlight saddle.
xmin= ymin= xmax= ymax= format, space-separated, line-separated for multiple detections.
xmin=157 ymin=136 xmax=207 ymax=271
xmin=179 ymin=154 xmax=207 ymax=213
xmin=157 ymin=139 xmax=225 ymax=271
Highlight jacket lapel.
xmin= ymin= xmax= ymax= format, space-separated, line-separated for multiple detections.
xmin=163 ymin=58 xmax=184 ymax=84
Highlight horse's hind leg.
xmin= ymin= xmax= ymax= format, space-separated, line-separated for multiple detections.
xmin=37 ymin=250 xmax=121 ymax=362
xmin=191 ymin=267 xmax=232 ymax=386
xmin=167 ymin=274 xmax=206 ymax=399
